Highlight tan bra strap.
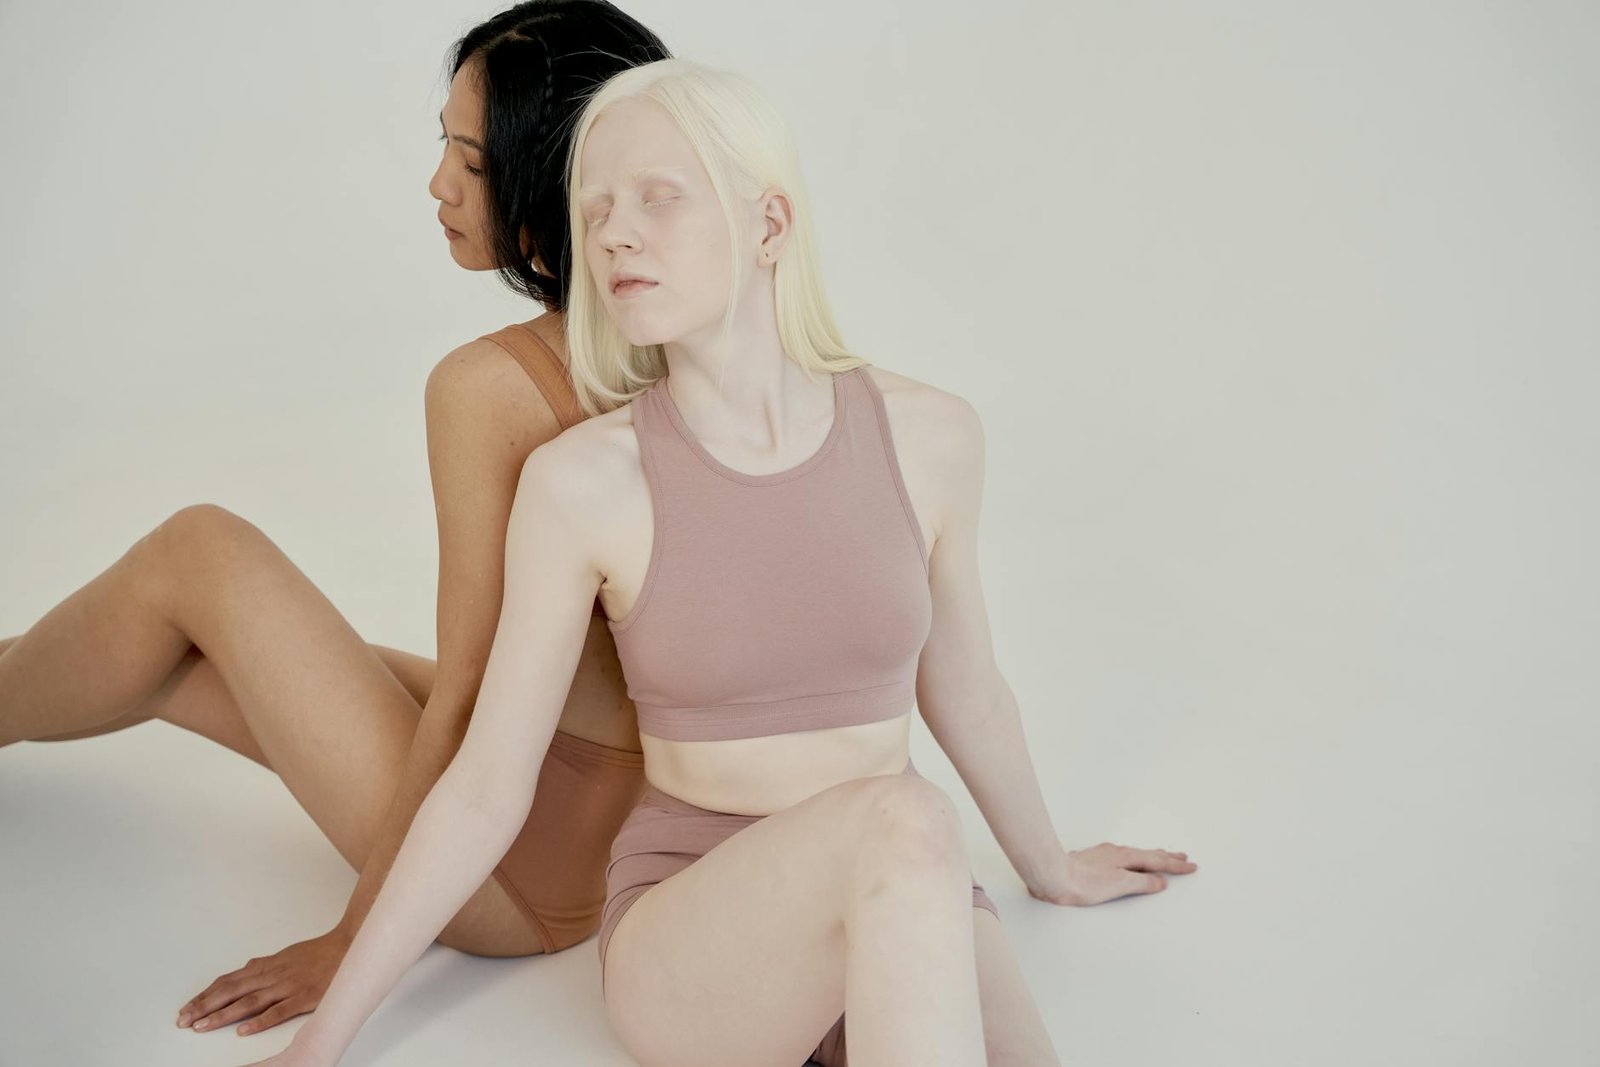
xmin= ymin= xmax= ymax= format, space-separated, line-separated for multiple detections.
xmin=480 ymin=322 xmax=584 ymax=431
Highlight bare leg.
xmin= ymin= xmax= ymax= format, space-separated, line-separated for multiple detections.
xmin=972 ymin=908 xmax=1060 ymax=1066
xmin=603 ymin=772 xmax=1057 ymax=1067
xmin=21 ymin=641 xmax=437 ymax=770
xmin=0 ymin=504 xmax=536 ymax=953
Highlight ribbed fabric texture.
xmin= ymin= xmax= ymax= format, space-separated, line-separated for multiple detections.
xmin=608 ymin=365 xmax=932 ymax=742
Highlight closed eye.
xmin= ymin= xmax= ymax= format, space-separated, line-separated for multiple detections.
xmin=588 ymin=198 xmax=674 ymax=226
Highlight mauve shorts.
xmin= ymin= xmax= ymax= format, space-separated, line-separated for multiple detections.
xmin=598 ymin=756 xmax=1000 ymax=1067
xmin=489 ymin=729 xmax=648 ymax=954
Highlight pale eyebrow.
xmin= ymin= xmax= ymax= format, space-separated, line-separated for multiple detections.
xmin=437 ymin=110 xmax=484 ymax=151
xmin=577 ymin=166 xmax=688 ymax=204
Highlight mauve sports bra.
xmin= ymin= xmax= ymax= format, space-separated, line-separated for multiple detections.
xmin=606 ymin=365 xmax=933 ymax=742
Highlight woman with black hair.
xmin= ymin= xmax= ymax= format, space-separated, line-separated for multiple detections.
xmin=1 ymin=0 xmax=672 ymax=1039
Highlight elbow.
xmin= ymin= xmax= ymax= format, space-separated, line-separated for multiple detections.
xmin=443 ymin=766 xmax=535 ymax=845
xmin=442 ymin=738 xmax=537 ymax=823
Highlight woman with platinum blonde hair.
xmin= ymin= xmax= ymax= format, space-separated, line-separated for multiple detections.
xmin=240 ymin=57 xmax=1196 ymax=1067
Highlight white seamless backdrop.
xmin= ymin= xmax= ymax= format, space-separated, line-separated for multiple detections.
xmin=2 ymin=1 xmax=1596 ymax=1065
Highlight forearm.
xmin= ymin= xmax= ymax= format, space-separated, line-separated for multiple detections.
xmin=333 ymin=703 xmax=470 ymax=940
xmin=294 ymin=764 xmax=528 ymax=1061
xmin=922 ymin=677 xmax=1068 ymax=894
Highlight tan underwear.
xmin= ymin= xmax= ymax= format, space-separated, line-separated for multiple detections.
xmin=489 ymin=729 xmax=648 ymax=953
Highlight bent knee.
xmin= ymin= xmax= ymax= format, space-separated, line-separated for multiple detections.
xmin=117 ymin=504 xmax=278 ymax=616
xmin=846 ymin=773 xmax=968 ymax=870
xmin=153 ymin=503 xmax=264 ymax=557
xmin=129 ymin=504 xmax=268 ymax=589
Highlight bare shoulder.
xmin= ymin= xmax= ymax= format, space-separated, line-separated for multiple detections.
xmin=861 ymin=364 xmax=985 ymax=550
xmin=514 ymin=391 xmax=648 ymax=535
xmin=860 ymin=363 xmax=984 ymax=470
xmin=427 ymin=334 xmax=541 ymax=395
xmin=424 ymin=335 xmax=563 ymax=449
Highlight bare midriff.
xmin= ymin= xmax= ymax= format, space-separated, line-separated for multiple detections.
xmin=638 ymin=711 xmax=912 ymax=816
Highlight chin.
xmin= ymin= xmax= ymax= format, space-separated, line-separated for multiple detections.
xmin=609 ymin=315 xmax=681 ymax=349
xmin=447 ymin=240 xmax=497 ymax=272
xmin=607 ymin=302 xmax=714 ymax=350
xmin=614 ymin=325 xmax=663 ymax=347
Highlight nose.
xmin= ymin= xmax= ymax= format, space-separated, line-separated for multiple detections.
xmin=594 ymin=211 xmax=640 ymax=257
xmin=428 ymin=156 xmax=459 ymax=206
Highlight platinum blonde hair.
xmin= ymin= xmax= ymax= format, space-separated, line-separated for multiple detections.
xmin=561 ymin=57 xmax=866 ymax=415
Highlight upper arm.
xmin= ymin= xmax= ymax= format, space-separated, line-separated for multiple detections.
xmin=913 ymin=393 xmax=1002 ymax=721
xmin=450 ymin=439 xmax=606 ymax=806
xmin=422 ymin=340 xmax=564 ymax=724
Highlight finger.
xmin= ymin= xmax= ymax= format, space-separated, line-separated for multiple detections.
xmin=1129 ymin=872 xmax=1166 ymax=895
xmin=190 ymin=988 xmax=278 ymax=1033
xmin=1125 ymin=849 xmax=1197 ymax=873
xmin=236 ymin=997 xmax=308 ymax=1036
xmin=181 ymin=976 xmax=262 ymax=1029
xmin=178 ymin=963 xmax=264 ymax=1026
xmin=177 ymin=983 xmax=229 ymax=1027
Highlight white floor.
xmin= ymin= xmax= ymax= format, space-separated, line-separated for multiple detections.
xmin=5 ymin=675 xmax=1596 ymax=1066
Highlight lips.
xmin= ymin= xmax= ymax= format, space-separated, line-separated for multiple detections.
xmin=610 ymin=271 xmax=657 ymax=294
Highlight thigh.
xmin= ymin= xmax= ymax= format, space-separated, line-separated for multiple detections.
xmin=124 ymin=506 xmax=430 ymax=872
xmin=17 ymin=509 xmax=543 ymax=952
xmin=140 ymin=637 xmax=547 ymax=956
xmin=366 ymin=644 xmax=436 ymax=708
xmin=602 ymin=772 xmax=963 ymax=1067
xmin=129 ymin=580 xmax=540 ymax=954
xmin=32 ymin=642 xmax=435 ymax=769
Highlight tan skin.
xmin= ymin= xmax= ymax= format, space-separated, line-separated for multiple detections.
xmin=0 ymin=60 xmax=1194 ymax=1051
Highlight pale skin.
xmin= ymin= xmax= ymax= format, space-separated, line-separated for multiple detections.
xmin=241 ymin=89 xmax=1196 ymax=1067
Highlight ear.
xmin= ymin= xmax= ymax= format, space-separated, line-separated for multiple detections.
xmin=757 ymin=187 xmax=795 ymax=264
xmin=519 ymin=226 xmax=549 ymax=274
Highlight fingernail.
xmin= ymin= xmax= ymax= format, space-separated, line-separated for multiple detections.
xmin=194 ymin=1020 xmax=208 ymax=1031
xmin=176 ymin=1014 xmax=188 ymax=1027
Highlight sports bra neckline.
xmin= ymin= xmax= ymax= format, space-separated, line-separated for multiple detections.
xmin=651 ymin=367 xmax=854 ymax=487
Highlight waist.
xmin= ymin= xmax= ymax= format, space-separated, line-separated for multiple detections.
xmin=637 ymin=711 xmax=912 ymax=816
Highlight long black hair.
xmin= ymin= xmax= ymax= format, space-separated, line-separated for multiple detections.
xmin=446 ymin=1 xmax=672 ymax=310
